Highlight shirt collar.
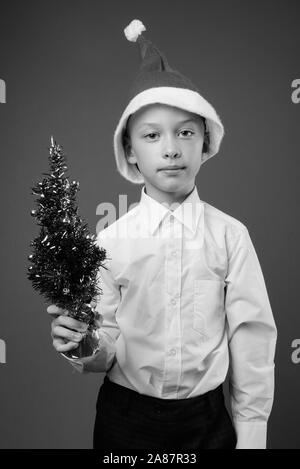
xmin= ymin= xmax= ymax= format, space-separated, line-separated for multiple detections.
xmin=138 ymin=184 xmax=203 ymax=235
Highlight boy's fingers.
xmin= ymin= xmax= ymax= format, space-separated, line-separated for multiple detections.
xmin=52 ymin=325 xmax=84 ymax=343
xmin=47 ymin=304 xmax=67 ymax=317
xmin=90 ymin=300 xmax=97 ymax=309
xmin=54 ymin=315 xmax=88 ymax=332
xmin=52 ymin=337 xmax=79 ymax=353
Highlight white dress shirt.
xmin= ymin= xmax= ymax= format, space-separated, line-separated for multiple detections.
xmin=64 ymin=184 xmax=277 ymax=449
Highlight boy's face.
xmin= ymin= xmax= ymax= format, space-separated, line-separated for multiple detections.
xmin=125 ymin=103 xmax=206 ymax=203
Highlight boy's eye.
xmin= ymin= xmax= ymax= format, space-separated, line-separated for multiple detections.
xmin=144 ymin=133 xmax=158 ymax=140
xmin=143 ymin=130 xmax=194 ymax=140
xmin=180 ymin=130 xmax=194 ymax=137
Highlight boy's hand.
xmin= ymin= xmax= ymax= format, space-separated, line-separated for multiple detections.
xmin=47 ymin=301 xmax=98 ymax=354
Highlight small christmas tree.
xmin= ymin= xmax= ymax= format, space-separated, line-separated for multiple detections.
xmin=27 ymin=137 xmax=107 ymax=359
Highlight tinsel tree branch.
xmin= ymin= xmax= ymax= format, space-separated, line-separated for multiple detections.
xmin=27 ymin=136 xmax=107 ymax=326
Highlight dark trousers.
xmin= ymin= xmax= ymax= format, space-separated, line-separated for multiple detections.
xmin=93 ymin=375 xmax=237 ymax=450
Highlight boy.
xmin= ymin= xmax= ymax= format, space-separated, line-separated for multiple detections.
xmin=49 ymin=19 xmax=277 ymax=449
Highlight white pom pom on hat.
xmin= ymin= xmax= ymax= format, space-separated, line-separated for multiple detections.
xmin=124 ymin=19 xmax=146 ymax=42
xmin=113 ymin=18 xmax=225 ymax=185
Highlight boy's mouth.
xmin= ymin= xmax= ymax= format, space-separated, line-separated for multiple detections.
xmin=158 ymin=165 xmax=186 ymax=171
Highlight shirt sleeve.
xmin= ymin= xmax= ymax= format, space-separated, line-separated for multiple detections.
xmin=224 ymin=226 xmax=277 ymax=449
xmin=62 ymin=235 xmax=121 ymax=374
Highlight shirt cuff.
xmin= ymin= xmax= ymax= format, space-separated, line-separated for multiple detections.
xmin=233 ymin=420 xmax=267 ymax=449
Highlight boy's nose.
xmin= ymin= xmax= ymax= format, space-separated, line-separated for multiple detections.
xmin=163 ymin=148 xmax=182 ymax=159
xmin=163 ymin=149 xmax=181 ymax=159
xmin=162 ymin=138 xmax=182 ymax=159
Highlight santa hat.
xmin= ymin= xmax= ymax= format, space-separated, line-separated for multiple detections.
xmin=113 ymin=19 xmax=224 ymax=184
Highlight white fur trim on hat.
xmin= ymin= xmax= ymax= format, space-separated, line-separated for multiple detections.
xmin=113 ymin=87 xmax=225 ymax=184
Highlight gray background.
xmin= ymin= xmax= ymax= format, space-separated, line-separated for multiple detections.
xmin=0 ymin=0 xmax=299 ymax=449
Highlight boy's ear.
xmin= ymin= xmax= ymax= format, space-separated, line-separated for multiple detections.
xmin=125 ymin=143 xmax=138 ymax=165
xmin=123 ymin=133 xmax=137 ymax=164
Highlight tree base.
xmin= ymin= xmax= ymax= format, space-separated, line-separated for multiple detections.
xmin=62 ymin=327 xmax=100 ymax=360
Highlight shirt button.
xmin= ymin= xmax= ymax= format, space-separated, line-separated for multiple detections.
xmin=171 ymin=298 xmax=177 ymax=305
xmin=169 ymin=349 xmax=176 ymax=356
xmin=172 ymin=251 xmax=177 ymax=257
